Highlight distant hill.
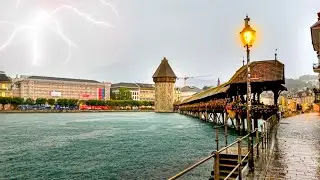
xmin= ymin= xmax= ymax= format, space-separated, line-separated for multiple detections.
xmin=183 ymin=74 xmax=318 ymax=93
xmin=298 ymin=75 xmax=318 ymax=81
xmin=285 ymin=75 xmax=318 ymax=92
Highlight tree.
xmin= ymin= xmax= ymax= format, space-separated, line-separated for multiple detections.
xmin=57 ymin=99 xmax=68 ymax=107
xmin=203 ymin=86 xmax=211 ymax=90
xmin=25 ymin=98 xmax=35 ymax=105
xmin=36 ymin=98 xmax=47 ymax=105
xmin=10 ymin=97 xmax=24 ymax=109
xmin=68 ymin=99 xmax=78 ymax=107
xmin=79 ymin=100 xmax=86 ymax=105
xmin=47 ymin=99 xmax=56 ymax=106
xmin=116 ymin=88 xmax=133 ymax=100
xmin=0 ymin=97 xmax=10 ymax=110
xmin=110 ymin=92 xmax=117 ymax=100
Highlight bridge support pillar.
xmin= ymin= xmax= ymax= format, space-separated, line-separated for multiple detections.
xmin=241 ymin=118 xmax=246 ymax=135
xmin=253 ymin=118 xmax=258 ymax=130
xmin=236 ymin=116 xmax=241 ymax=134
xmin=213 ymin=113 xmax=217 ymax=124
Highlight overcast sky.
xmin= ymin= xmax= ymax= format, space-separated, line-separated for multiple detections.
xmin=0 ymin=0 xmax=319 ymax=86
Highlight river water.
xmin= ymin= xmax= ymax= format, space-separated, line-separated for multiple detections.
xmin=0 ymin=112 xmax=239 ymax=180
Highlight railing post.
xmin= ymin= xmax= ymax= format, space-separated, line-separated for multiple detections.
xmin=255 ymin=128 xmax=259 ymax=157
xmin=264 ymin=122 xmax=267 ymax=150
xmin=214 ymin=151 xmax=220 ymax=180
xmin=260 ymin=124 xmax=264 ymax=150
xmin=224 ymin=113 xmax=228 ymax=151
xmin=237 ymin=138 xmax=242 ymax=180
xmin=215 ymin=126 xmax=219 ymax=151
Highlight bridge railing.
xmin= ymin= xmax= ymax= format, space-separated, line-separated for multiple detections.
xmin=223 ymin=114 xmax=277 ymax=180
xmin=168 ymin=114 xmax=278 ymax=180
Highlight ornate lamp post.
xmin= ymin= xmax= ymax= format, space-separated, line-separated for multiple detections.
xmin=240 ymin=15 xmax=256 ymax=170
xmin=311 ymin=12 xmax=320 ymax=104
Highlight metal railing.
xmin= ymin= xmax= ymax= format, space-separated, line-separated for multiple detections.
xmin=223 ymin=114 xmax=277 ymax=180
xmin=168 ymin=114 xmax=278 ymax=180
xmin=222 ymin=129 xmax=258 ymax=180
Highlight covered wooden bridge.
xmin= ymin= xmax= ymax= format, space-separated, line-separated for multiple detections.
xmin=178 ymin=59 xmax=286 ymax=134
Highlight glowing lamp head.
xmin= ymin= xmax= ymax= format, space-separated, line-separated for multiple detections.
xmin=240 ymin=15 xmax=256 ymax=47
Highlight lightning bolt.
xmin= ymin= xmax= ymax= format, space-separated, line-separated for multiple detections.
xmin=99 ymin=0 xmax=119 ymax=17
xmin=0 ymin=21 xmax=34 ymax=50
xmin=0 ymin=0 xmax=117 ymax=66
xmin=49 ymin=5 xmax=114 ymax=28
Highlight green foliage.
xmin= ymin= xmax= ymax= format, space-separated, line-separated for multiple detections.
xmin=0 ymin=96 xmax=154 ymax=110
xmin=25 ymin=98 xmax=35 ymax=105
xmin=47 ymin=99 xmax=56 ymax=106
xmin=10 ymin=97 xmax=24 ymax=109
xmin=68 ymin=99 xmax=78 ymax=107
xmin=202 ymin=86 xmax=212 ymax=90
xmin=85 ymin=99 xmax=154 ymax=107
xmin=86 ymin=99 xmax=106 ymax=106
xmin=0 ymin=97 xmax=11 ymax=110
xmin=110 ymin=92 xmax=117 ymax=100
xmin=56 ymin=99 xmax=77 ymax=107
xmin=36 ymin=98 xmax=47 ymax=105
xmin=112 ymin=88 xmax=133 ymax=100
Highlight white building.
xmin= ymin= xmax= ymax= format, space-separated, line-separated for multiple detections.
xmin=180 ymin=86 xmax=202 ymax=101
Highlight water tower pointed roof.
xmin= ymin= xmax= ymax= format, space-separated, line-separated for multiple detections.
xmin=152 ymin=57 xmax=177 ymax=78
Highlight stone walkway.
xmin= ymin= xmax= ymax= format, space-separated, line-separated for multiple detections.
xmin=263 ymin=113 xmax=320 ymax=179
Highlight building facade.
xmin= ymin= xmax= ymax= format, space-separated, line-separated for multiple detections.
xmin=260 ymin=91 xmax=274 ymax=105
xmin=295 ymin=89 xmax=315 ymax=105
xmin=12 ymin=75 xmax=111 ymax=100
xmin=180 ymin=86 xmax=202 ymax=101
xmin=152 ymin=57 xmax=177 ymax=112
xmin=174 ymin=87 xmax=181 ymax=103
xmin=137 ymin=83 xmax=155 ymax=101
xmin=111 ymin=83 xmax=140 ymax=100
xmin=110 ymin=82 xmax=155 ymax=101
xmin=0 ymin=71 xmax=12 ymax=97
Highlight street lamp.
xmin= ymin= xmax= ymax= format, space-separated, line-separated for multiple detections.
xmin=240 ymin=14 xmax=256 ymax=170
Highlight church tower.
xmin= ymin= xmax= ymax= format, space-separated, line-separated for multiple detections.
xmin=152 ymin=57 xmax=177 ymax=112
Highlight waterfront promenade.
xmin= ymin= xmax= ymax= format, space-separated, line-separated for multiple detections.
xmin=252 ymin=113 xmax=320 ymax=179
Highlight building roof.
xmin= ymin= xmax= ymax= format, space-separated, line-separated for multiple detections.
xmin=111 ymin=82 xmax=139 ymax=88
xmin=228 ymin=60 xmax=285 ymax=84
xmin=26 ymin=75 xmax=100 ymax=83
xmin=311 ymin=17 xmax=320 ymax=51
xmin=311 ymin=13 xmax=320 ymax=28
xmin=111 ymin=82 xmax=155 ymax=89
xmin=180 ymin=86 xmax=202 ymax=93
xmin=152 ymin=57 xmax=177 ymax=78
xmin=0 ymin=71 xmax=11 ymax=82
xmin=181 ymin=60 xmax=286 ymax=104
xmin=136 ymin=83 xmax=155 ymax=88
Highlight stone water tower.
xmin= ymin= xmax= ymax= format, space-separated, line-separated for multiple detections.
xmin=152 ymin=57 xmax=177 ymax=112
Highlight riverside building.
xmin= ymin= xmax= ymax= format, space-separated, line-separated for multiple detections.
xmin=110 ymin=82 xmax=155 ymax=101
xmin=0 ymin=71 xmax=12 ymax=97
xmin=12 ymin=75 xmax=111 ymax=100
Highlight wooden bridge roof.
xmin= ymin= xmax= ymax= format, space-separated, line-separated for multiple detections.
xmin=180 ymin=60 xmax=285 ymax=104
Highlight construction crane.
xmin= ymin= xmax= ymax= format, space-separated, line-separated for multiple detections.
xmin=177 ymin=74 xmax=214 ymax=87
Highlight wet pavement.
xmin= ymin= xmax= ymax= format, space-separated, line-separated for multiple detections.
xmin=263 ymin=113 xmax=320 ymax=179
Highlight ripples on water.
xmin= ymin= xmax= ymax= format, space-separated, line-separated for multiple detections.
xmin=0 ymin=112 xmax=239 ymax=179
